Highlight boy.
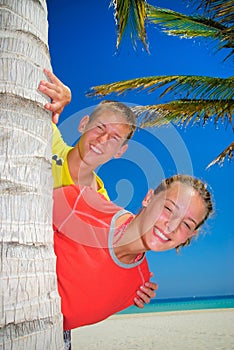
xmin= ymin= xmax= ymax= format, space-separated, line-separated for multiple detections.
xmin=39 ymin=69 xmax=157 ymax=347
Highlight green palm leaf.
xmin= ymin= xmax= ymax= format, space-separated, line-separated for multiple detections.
xmin=111 ymin=0 xmax=148 ymax=51
xmin=88 ymin=75 xmax=234 ymax=165
xmin=131 ymin=99 xmax=234 ymax=129
xmin=88 ymin=75 xmax=234 ymax=101
xmin=146 ymin=4 xmax=234 ymax=54
xmin=192 ymin=0 xmax=234 ymax=26
xmin=132 ymin=99 xmax=233 ymax=166
xmin=91 ymin=1 xmax=234 ymax=167
xmin=206 ymin=142 xmax=234 ymax=168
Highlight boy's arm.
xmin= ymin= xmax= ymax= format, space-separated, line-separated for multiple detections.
xmin=38 ymin=68 xmax=71 ymax=124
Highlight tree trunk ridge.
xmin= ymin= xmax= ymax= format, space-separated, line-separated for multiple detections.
xmin=0 ymin=0 xmax=64 ymax=348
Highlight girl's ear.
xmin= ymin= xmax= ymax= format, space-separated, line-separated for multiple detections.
xmin=142 ymin=189 xmax=154 ymax=207
xmin=78 ymin=115 xmax=90 ymax=133
xmin=191 ymin=229 xmax=199 ymax=237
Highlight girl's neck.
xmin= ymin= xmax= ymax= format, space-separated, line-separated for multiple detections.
xmin=113 ymin=214 xmax=146 ymax=264
xmin=114 ymin=250 xmax=144 ymax=264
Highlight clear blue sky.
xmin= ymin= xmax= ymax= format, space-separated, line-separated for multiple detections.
xmin=47 ymin=0 xmax=234 ymax=298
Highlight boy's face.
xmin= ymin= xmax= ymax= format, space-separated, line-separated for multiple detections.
xmin=77 ymin=109 xmax=131 ymax=168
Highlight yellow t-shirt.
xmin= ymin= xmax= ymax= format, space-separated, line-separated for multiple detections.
xmin=52 ymin=123 xmax=109 ymax=200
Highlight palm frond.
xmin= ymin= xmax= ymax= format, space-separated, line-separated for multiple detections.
xmin=132 ymin=100 xmax=233 ymax=168
xmin=131 ymin=99 xmax=234 ymax=129
xmin=190 ymin=0 xmax=234 ymax=26
xmin=206 ymin=141 xmax=234 ymax=168
xmin=88 ymin=75 xmax=179 ymax=96
xmin=146 ymin=4 xmax=234 ymax=53
xmin=88 ymin=75 xmax=234 ymax=101
xmin=110 ymin=0 xmax=148 ymax=51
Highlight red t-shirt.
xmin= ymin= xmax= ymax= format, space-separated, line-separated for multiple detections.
xmin=53 ymin=185 xmax=150 ymax=330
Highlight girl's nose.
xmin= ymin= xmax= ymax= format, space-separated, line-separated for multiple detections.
xmin=165 ymin=217 xmax=181 ymax=233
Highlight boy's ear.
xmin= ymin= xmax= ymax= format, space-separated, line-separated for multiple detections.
xmin=142 ymin=189 xmax=154 ymax=207
xmin=114 ymin=144 xmax=128 ymax=159
xmin=78 ymin=115 xmax=90 ymax=133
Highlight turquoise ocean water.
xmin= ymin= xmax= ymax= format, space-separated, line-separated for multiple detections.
xmin=118 ymin=295 xmax=234 ymax=315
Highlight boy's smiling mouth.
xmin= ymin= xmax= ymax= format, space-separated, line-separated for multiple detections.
xmin=90 ymin=144 xmax=102 ymax=155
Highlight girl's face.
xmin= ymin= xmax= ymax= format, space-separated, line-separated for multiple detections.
xmin=140 ymin=182 xmax=206 ymax=252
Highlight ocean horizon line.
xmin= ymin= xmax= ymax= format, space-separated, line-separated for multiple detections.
xmin=151 ymin=294 xmax=234 ymax=302
xmin=118 ymin=294 xmax=234 ymax=315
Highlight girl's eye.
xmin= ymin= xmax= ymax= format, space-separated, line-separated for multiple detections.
xmin=164 ymin=206 xmax=172 ymax=213
xmin=183 ymin=221 xmax=191 ymax=230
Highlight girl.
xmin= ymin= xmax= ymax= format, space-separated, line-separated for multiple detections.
xmin=53 ymin=174 xmax=213 ymax=343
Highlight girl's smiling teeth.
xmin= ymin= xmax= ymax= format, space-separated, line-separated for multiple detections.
xmin=153 ymin=227 xmax=170 ymax=241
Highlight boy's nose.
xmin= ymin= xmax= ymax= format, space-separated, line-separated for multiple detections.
xmin=97 ymin=132 xmax=109 ymax=143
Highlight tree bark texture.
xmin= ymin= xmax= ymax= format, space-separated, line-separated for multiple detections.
xmin=0 ymin=1 xmax=64 ymax=348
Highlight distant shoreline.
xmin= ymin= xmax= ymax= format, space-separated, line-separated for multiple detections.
xmin=151 ymin=294 xmax=234 ymax=300
xmin=113 ymin=307 xmax=234 ymax=319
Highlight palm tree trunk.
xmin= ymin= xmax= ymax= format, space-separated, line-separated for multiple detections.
xmin=0 ymin=1 xmax=63 ymax=348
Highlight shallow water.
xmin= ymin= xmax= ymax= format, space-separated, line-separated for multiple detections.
xmin=118 ymin=294 xmax=234 ymax=314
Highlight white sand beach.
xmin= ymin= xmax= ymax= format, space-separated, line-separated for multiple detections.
xmin=72 ymin=309 xmax=234 ymax=350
